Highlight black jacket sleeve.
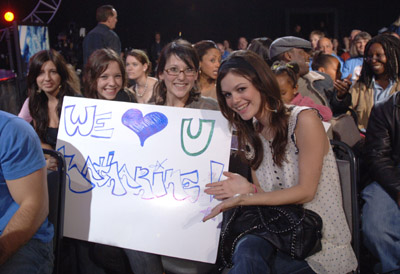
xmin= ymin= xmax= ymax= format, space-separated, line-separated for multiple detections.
xmin=364 ymin=93 xmax=400 ymax=200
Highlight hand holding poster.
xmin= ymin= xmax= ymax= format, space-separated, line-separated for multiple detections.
xmin=57 ymin=96 xmax=232 ymax=263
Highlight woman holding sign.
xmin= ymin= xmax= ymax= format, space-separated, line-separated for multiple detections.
xmin=203 ymin=51 xmax=357 ymax=273
xmin=124 ymin=39 xmax=219 ymax=274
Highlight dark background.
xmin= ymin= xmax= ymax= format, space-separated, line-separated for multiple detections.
xmin=1 ymin=0 xmax=399 ymax=60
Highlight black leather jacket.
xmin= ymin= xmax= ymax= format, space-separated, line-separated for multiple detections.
xmin=364 ymin=92 xmax=400 ymax=201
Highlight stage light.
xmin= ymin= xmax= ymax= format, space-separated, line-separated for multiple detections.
xmin=4 ymin=11 xmax=15 ymax=22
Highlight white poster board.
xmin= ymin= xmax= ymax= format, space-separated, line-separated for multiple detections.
xmin=57 ymin=96 xmax=232 ymax=263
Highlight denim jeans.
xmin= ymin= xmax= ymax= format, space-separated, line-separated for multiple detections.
xmin=0 ymin=238 xmax=53 ymax=274
xmin=362 ymin=182 xmax=400 ymax=273
xmin=228 ymin=234 xmax=315 ymax=274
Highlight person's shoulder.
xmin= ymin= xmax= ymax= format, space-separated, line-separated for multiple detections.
xmin=195 ymin=96 xmax=220 ymax=110
xmin=0 ymin=111 xmax=31 ymax=132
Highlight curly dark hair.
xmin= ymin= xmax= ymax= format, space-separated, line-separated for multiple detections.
xmin=358 ymin=34 xmax=400 ymax=86
xmin=27 ymin=49 xmax=80 ymax=145
xmin=271 ymin=61 xmax=300 ymax=88
xmin=151 ymin=39 xmax=200 ymax=106
xmin=217 ymin=50 xmax=289 ymax=168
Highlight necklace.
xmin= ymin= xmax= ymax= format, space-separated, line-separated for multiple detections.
xmin=135 ymin=77 xmax=148 ymax=97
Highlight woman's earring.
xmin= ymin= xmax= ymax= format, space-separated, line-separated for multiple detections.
xmin=244 ymin=140 xmax=255 ymax=160
xmin=37 ymin=88 xmax=42 ymax=94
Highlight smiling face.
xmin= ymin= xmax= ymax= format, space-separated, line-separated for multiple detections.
xmin=96 ymin=61 xmax=123 ymax=100
xmin=126 ymin=55 xmax=147 ymax=80
xmin=220 ymin=72 xmax=263 ymax=121
xmin=159 ymin=54 xmax=198 ymax=106
xmin=366 ymin=43 xmax=387 ymax=76
xmin=200 ymin=48 xmax=221 ymax=80
xmin=36 ymin=61 xmax=61 ymax=97
xmin=289 ymin=48 xmax=311 ymax=76
xmin=355 ymin=39 xmax=368 ymax=55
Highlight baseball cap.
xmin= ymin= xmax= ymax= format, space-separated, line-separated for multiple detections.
xmin=269 ymin=36 xmax=312 ymax=60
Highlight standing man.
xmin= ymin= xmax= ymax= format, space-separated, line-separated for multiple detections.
xmin=83 ymin=5 xmax=121 ymax=65
xmin=149 ymin=32 xmax=164 ymax=74
xmin=0 ymin=111 xmax=53 ymax=273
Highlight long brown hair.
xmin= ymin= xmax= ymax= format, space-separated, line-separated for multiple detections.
xmin=83 ymin=48 xmax=127 ymax=99
xmin=27 ymin=49 xmax=81 ymax=144
xmin=216 ymin=50 xmax=289 ymax=168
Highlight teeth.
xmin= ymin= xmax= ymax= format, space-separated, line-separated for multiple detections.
xmin=237 ymin=104 xmax=247 ymax=111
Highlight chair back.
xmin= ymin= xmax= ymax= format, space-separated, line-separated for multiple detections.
xmin=330 ymin=140 xmax=360 ymax=272
xmin=43 ymin=149 xmax=67 ymax=274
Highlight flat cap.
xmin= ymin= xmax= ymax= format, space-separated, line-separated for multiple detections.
xmin=269 ymin=36 xmax=312 ymax=60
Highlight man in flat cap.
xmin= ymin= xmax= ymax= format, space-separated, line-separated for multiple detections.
xmin=269 ymin=36 xmax=334 ymax=107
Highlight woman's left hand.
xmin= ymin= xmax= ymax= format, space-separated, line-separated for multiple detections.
xmin=203 ymin=194 xmax=243 ymax=222
xmin=204 ymin=171 xmax=252 ymax=200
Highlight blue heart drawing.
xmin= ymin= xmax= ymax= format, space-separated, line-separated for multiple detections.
xmin=122 ymin=109 xmax=168 ymax=146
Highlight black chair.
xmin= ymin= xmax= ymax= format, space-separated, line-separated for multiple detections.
xmin=330 ymin=140 xmax=360 ymax=273
xmin=43 ymin=149 xmax=67 ymax=274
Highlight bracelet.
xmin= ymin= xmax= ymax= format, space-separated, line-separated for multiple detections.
xmin=252 ymin=184 xmax=257 ymax=194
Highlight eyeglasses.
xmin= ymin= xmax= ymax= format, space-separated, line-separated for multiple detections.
xmin=164 ymin=67 xmax=196 ymax=77
xmin=364 ymin=54 xmax=385 ymax=62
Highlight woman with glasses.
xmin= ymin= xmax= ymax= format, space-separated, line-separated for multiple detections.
xmin=193 ymin=40 xmax=221 ymax=100
xmin=125 ymin=49 xmax=157 ymax=104
xmin=124 ymin=39 xmax=219 ymax=274
xmin=347 ymin=34 xmax=400 ymax=131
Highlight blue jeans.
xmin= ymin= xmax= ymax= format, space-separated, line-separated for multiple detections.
xmin=0 ymin=238 xmax=53 ymax=274
xmin=229 ymin=234 xmax=315 ymax=274
xmin=362 ymin=182 xmax=400 ymax=273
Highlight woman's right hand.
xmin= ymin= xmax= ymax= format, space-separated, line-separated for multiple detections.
xmin=203 ymin=194 xmax=244 ymax=222
xmin=204 ymin=171 xmax=253 ymax=200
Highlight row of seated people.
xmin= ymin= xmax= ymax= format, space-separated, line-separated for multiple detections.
xmin=1 ymin=33 xmax=399 ymax=273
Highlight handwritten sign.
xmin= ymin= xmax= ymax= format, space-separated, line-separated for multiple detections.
xmin=57 ymin=96 xmax=232 ymax=263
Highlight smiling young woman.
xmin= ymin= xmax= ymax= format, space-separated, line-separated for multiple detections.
xmin=83 ymin=48 xmax=135 ymax=102
xmin=202 ymin=50 xmax=357 ymax=273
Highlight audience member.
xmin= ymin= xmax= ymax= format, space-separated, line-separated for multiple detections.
xmin=83 ymin=48 xmax=135 ymax=102
xmin=0 ymin=111 xmax=53 ymax=273
xmin=341 ymin=29 xmax=361 ymax=61
xmin=247 ymin=37 xmax=273 ymax=65
xmin=223 ymin=40 xmax=233 ymax=54
xmin=311 ymin=52 xmax=352 ymax=115
xmin=342 ymin=31 xmax=371 ymax=83
xmin=18 ymin=49 xmax=81 ymax=170
xmin=309 ymin=30 xmax=325 ymax=52
xmin=343 ymin=34 xmax=400 ymax=130
xmin=237 ymin=37 xmax=248 ymax=50
xmin=125 ymin=49 xmax=157 ymax=103
xmin=83 ymin=5 xmax=121 ymax=65
xmin=362 ymin=92 xmax=400 ymax=274
xmin=203 ymin=50 xmax=357 ymax=273
xmin=272 ymin=61 xmax=332 ymax=121
xmin=317 ymin=37 xmax=344 ymax=72
xmin=193 ymin=40 xmax=221 ymax=99
xmin=125 ymin=39 xmax=219 ymax=274
xmin=269 ymin=36 xmax=333 ymax=107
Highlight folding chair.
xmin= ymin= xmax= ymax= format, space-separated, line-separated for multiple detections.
xmin=330 ymin=140 xmax=360 ymax=273
xmin=43 ymin=149 xmax=67 ymax=274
